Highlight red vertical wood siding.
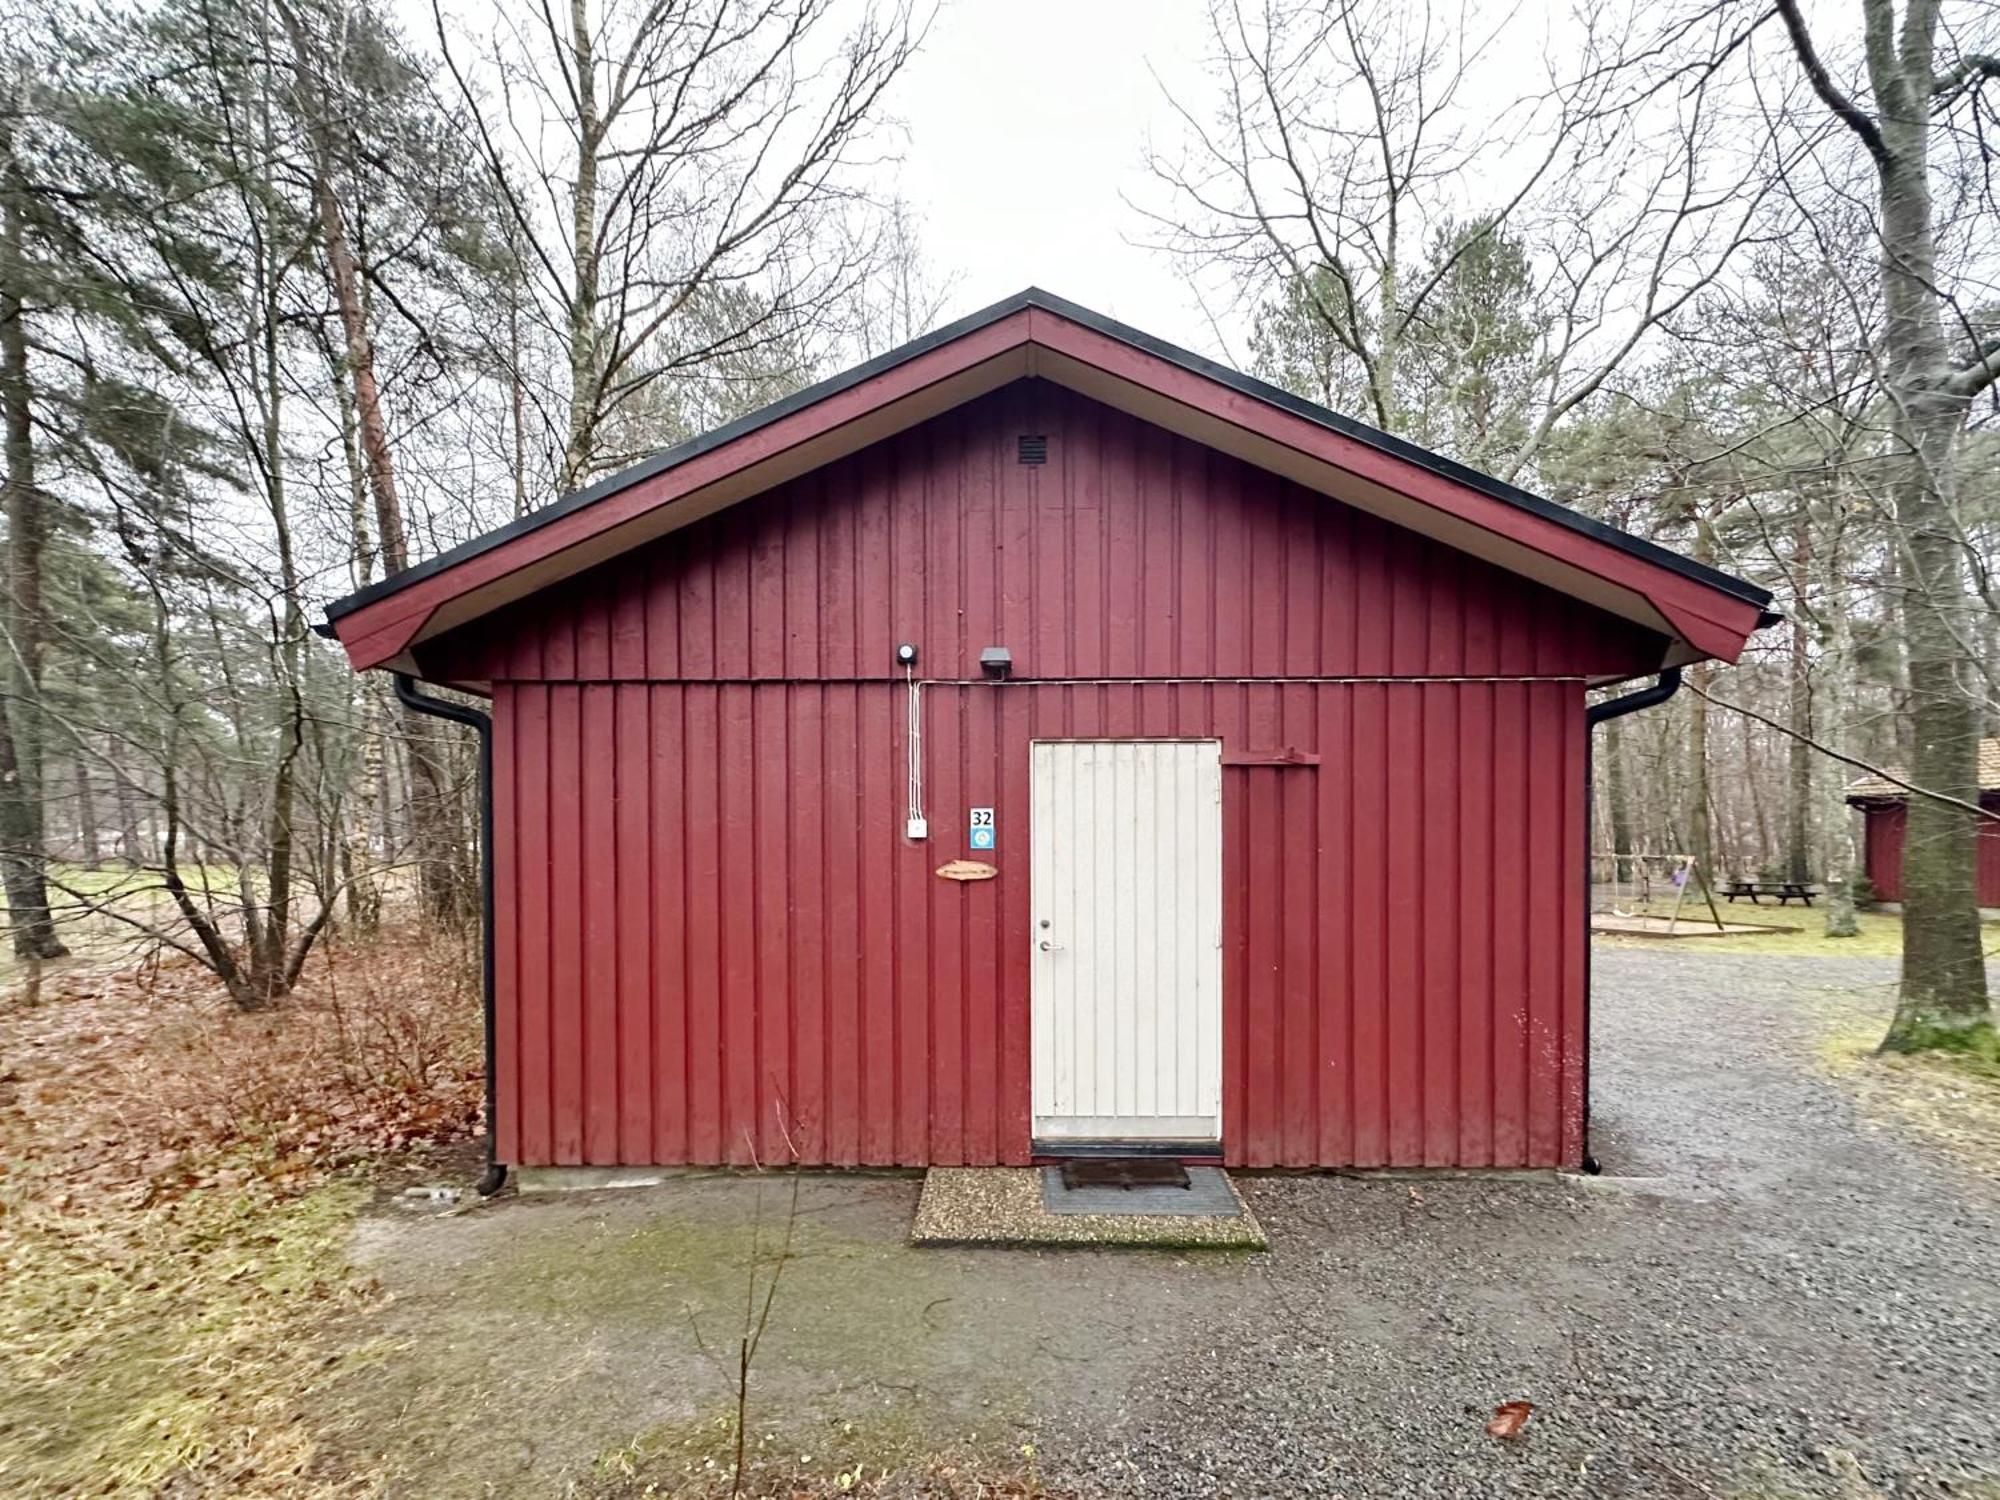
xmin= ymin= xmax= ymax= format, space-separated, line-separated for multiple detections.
xmin=427 ymin=385 xmax=1667 ymax=687
xmin=1862 ymin=798 xmax=2000 ymax=907
xmin=458 ymin=382 xmax=1644 ymax=1171
xmin=1986 ymin=802 xmax=2000 ymax=908
xmin=493 ymin=679 xmax=1586 ymax=1168
xmin=1864 ymin=805 xmax=1905 ymax=903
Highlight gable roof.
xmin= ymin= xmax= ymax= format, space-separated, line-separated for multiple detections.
xmin=324 ymin=287 xmax=1775 ymax=677
xmin=1846 ymin=739 xmax=2000 ymax=802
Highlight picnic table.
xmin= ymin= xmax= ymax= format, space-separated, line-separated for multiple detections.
xmin=1722 ymin=879 xmax=1820 ymax=906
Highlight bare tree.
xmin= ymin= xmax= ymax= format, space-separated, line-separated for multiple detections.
xmin=434 ymin=0 xmax=924 ymax=491
xmin=847 ymin=198 xmax=959 ymax=359
xmin=1772 ymin=0 xmax=1997 ymax=1045
xmin=1142 ymin=0 xmax=1782 ymax=481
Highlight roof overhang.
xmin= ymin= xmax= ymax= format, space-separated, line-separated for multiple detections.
xmin=324 ymin=289 xmax=1774 ymax=676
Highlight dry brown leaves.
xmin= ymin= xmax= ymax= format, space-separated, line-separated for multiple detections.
xmin=0 ymin=924 xmax=482 ymax=1208
xmin=1485 ymin=1400 xmax=1534 ymax=1440
xmin=0 ymin=927 xmax=484 ymax=1496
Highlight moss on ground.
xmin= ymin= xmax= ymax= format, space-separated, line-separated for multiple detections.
xmin=1877 ymin=1018 xmax=2000 ymax=1068
xmin=306 ymin=1173 xmax=1104 ymax=1497
xmin=494 ymin=1200 xmax=853 ymax=1320
xmin=479 ymin=1203 xmax=972 ymax=1380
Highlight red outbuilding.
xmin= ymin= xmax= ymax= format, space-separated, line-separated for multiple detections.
xmin=1847 ymin=740 xmax=2000 ymax=909
xmin=325 ymin=290 xmax=1772 ymax=1179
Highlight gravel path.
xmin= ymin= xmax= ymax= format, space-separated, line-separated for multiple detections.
xmin=1045 ymin=952 xmax=2000 ymax=1500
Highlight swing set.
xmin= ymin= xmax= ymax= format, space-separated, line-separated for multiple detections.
xmin=1590 ymin=852 xmax=1780 ymax=937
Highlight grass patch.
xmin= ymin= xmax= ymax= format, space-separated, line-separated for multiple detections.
xmin=587 ymin=1406 xmax=1053 ymax=1498
xmin=0 ymin=862 xmax=241 ymax=982
xmin=47 ymin=862 xmax=239 ymax=901
xmin=0 ymin=928 xmax=481 ymax=1495
xmin=0 ymin=1165 xmax=375 ymax=1496
xmin=1594 ymin=901 xmax=1911 ymax=957
xmin=1812 ymin=992 xmax=2000 ymax=1182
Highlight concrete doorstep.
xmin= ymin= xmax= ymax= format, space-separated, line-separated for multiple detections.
xmin=911 ymin=1166 xmax=1268 ymax=1249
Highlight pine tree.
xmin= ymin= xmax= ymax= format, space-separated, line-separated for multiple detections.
xmin=0 ymin=20 xmax=230 ymax=959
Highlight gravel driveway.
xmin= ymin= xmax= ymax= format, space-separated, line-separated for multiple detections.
xmin=1049 ymin=952 xmax=2000 ymax=1499
xmin=342 ymin=951 xmax=1999 ymax=1499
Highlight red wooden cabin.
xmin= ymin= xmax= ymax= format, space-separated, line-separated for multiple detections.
xmin=1848 ymin=741 xmax=2000 ymax=908
xmin=325 ymin=290 xmax=1772 ymax=1176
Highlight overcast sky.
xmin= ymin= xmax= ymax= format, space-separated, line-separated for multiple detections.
xmin=413 ymin=0 xmax=1901 ymax=379
xmin=891 ymin=0 xmax=1219 ymax=353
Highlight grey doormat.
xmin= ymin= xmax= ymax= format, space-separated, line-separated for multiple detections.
xmin=910 ymin=1168 xmax=1266 ymax=1249
xmin=1060 ymin=1157 xmax=1190 ymax=1190
xmin=1042 ymin=1164 xmax=1239 ymax=1216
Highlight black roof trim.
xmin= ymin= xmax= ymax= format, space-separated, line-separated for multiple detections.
xmin=323 ymin=287 xmax=1772 ymax=623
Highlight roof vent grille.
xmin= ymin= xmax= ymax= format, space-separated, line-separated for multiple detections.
xmin=1017 ymin=434 xmax=1047 ymax=466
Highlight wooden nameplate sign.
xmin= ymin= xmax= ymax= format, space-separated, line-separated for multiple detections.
xmin=935 ymin=860 xmax=999 ymax=882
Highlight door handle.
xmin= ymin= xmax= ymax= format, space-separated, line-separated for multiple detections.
xmin=1039 ymin=939 xmax=1063 ymax=952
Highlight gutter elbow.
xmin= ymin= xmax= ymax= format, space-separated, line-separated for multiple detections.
xmin=1587 ymin=667 xmax=1683 ymax=728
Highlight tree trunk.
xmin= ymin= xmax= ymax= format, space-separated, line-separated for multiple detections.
xmin=1819 ymin=521 xmax=1861 ymax=938
xmin=1604 ymin=714 xmax=1633 ymax=882
xmin=112 ymin=752 xmax=143 ymax=864
xmin=0 ymin=181 xmax=66 ymax=960
xmin=1885 ymin=394 xmax=1989 ymax=1043
xmin=279 ymin=9 xmax=471 ymax=928
xmin=1745 ymin=722 xmax=1773 ymax=874
xmin=508 ymin=261 xmax=530 ymax=520
xmin=402 ymin=716 xmax=473 ymax=926
xmin=332 ymin=358 xmax=381 ymax=933
xmin=1684 ymin=512 xmax=1720 ymax=881
xmin=1687 ymin=663 xmax=1713 ymax=877
xmin=1868 ymin=50 xmax=1990 ymax=1047
xmin=74 ymin=756 xmax=98 ymax=868
xmin=277 ymin=1 xmax=407 ymax=579
xmin=347 ymin=679 xmax=385 ymax=932
xmin=249 ymin=376 xmax=301 ymax=1003
xmin=1785 ymin=527 xmax=1814 ymax=884
xmin=242 ymin=36 xmax=303 ymax=1009
xmin=561 ymin=0 xmax=602 ymax=492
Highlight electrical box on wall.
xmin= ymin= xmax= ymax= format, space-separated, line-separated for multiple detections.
xmin=906 ymin=817 xmax=928 ymax=840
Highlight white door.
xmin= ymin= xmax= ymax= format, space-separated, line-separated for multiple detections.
xmin=1030 ymin=740 xmax=1223 ymax=1144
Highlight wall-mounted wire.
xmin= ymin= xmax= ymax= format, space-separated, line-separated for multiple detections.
xmin=904 ymin=662 xmax=927 ymax=838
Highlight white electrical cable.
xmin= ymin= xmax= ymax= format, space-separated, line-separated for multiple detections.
xmin=905 ymin=663 xmax=925 ymax=830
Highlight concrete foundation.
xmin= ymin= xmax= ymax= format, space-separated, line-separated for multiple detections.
xmin=514 ymin=1166 xmax=676 ymax=1193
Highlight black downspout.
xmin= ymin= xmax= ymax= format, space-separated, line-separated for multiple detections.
xmin=394 ymin=674 xmax=505 ymax=1197
xmin=1578 ymin=667 xmax=1683 ymax=1176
